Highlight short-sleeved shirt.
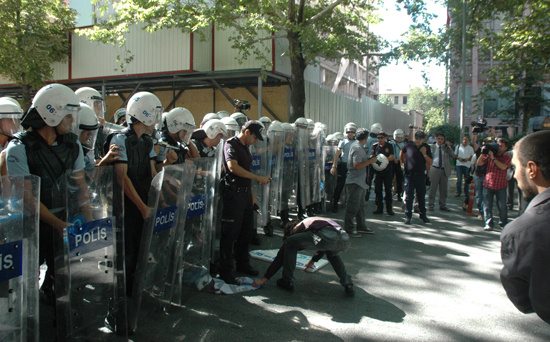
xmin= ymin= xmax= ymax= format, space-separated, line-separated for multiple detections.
xmin=345 ymin=141 xmax=368 ymax=189
xmin=483 ymin=153 xmax=511 ymax=190
xmin=110 ymin=133 xmax=156 ymax=162
xmin=363 ymin=136 xmax=377 ymax=158
xmin=401 ymin=141 xmax=432 ymax=174
xmin=223 ymin=136 xmax=252 ymax=187
xmin=455 ymin=144 xmax=475 ymax=168
xmin=370 ymin=142 xmax=394 ymax=159
xmin=391 ymin=140 xmax=405 ymax=161
xmin=337 ymin=138 xmax=355 ymax=163
xmin=291 ymin=217 xmax=343 ymax=235
xmin=6 ymin=138 xmax=85 ymax=176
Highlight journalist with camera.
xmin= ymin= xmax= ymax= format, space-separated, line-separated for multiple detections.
xmin=472 ymin=119 xmax=488 ymax=133
xmin=477 ymin=137 xmax=511 ymax=231
xmin=234 ymin=99 xmax=251 ymax=112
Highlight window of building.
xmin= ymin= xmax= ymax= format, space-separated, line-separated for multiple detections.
xmin=403 ymin=96 xmax=407 ymax=105
xmin=394 ymin=96 xmax=399 ymax=105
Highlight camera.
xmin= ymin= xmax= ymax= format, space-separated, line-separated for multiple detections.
xmin=234 ymin=99 xmax=251 ymax=111
xmin=481 ymin=142 xmax=499 ymax=155
xmin=472 ymin=119 xmax=487 ymax=133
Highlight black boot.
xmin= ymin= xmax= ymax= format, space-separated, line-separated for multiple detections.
xmin=331 ymin=200 xmax=338 ymax=213
xmin=280 ymin=209 xmax=289 ymax=225
xmin=373 ymin=206 xmax=383 ymax=215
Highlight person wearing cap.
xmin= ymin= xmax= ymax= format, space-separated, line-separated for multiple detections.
xmin=219 ymin=120 xmax=270 ymax=284
xmin=370 ymin=131 xmax=395 ymax=216
xmin=400 ymin=126 xmax=432 ymax=225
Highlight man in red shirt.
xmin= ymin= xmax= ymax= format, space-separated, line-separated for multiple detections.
xmin=477 ymin=138 xmax=511 ymax=231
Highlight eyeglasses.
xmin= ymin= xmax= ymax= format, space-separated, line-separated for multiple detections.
xmin=377 ymin=137 xmax=385 ymax=139
xmin=346 ymin=131 xmax=355 ymax=134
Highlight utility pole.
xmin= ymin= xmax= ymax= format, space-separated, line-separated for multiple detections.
xmin=460 ymin=0 xmax=467 ymax=139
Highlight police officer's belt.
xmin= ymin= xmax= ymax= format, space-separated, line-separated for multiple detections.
xmin=236 ymin=187 xmax=250 ymax=193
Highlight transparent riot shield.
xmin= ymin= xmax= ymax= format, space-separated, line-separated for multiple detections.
xmin=324 ymin=144 xmax=338 ymax=210
xmin=53 ymin=166 xmax=127 ymax=341
xmin=169 ymin=155 xmax=220 ymax=306
xmin=0 ymin=175 xmax=40 ymax=342
xmin=296 ymin=127 xmax=312 ymax=208
xmin=311 ymin=129 xmax=325 ymax=205
xmin=280 ymin=133 xmax=298 ymax=213
xmin=127 ymin=163 xmax=196 ymax=332
xmin=250 ymin=138 xmax=270 ymax=227
xmin=268 ymin=129 xmax=285 ymax=217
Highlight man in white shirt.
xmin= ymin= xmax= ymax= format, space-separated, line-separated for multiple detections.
xmin=455 ymin=135 xmax=475 ymax=197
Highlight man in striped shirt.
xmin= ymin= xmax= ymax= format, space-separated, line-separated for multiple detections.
xmin=477 ymin=138 xmax=511 ymax=231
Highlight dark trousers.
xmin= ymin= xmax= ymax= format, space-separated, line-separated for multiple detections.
xmin=219 ymin=190 xmax=254 ymax=276
xmin=124 ymin=196 xmax=145 ymax=296
xmin=404 ymin=173 xmax=427 ymax=218
xmin=374 ymin=169 xmax=393 ymax=210
xmin=332 ymin=162 xmax=348 ymax=203
xmin=282 ymin=230 xmax=351 ymax=286
xmin=394 ymin=162 xmax=404 ymax=199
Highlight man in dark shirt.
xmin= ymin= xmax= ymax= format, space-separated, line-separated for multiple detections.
xmin=500 ymin=130 xmax=550 ymax=325
xmin=400 ymin=127 xmax=432 ymax=224
xmin=219 ymin=120 xmax=270 ymax=284
xmin=252 ymin=217 xmax=354 ymax=296
xmin=370 ymin=131 xmax=395 ymax=215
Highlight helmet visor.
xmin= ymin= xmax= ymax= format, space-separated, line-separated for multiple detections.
xmin=91 ymin=99 xmax=105 ymax=119
xmin=0 ymin=118 xmax=22 ymax=137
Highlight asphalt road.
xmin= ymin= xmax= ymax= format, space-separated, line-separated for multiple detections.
xmin=132 ymin=180 xmax=550 ymax=341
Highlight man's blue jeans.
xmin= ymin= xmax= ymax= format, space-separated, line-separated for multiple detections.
xmin=483 ymin=187 xmax=508 ymax=228
xmin=474 ymin=175 xmax=485 ymax=214
xmin=456 ymin=166 xmax=470 ymax=196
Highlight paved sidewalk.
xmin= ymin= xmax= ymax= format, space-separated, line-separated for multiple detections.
xmin=133 ymin=179 xmax=549 ymax=341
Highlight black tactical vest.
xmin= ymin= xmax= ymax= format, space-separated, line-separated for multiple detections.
xmin=17 ymin=130 xmax=80 ymax=208
xmin=123 ymin=128 xmax=154 ymax=201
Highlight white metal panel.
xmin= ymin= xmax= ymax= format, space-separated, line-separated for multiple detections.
xmin=52 ymin=60 xmax=69 ymax=81
xmin=193 ymin=26 xmax=213 ymax=71
xmin=71 ymin=25 xmax=192 ymax=79
xmin=214 ymin=25 xmax=271 ymax=71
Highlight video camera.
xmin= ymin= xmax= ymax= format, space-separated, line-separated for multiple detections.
xmin=481 ymin=142 xmax=499 ymax=155
xmin=471 ymin=119 xmax=487 ymax=133
xmin=234 ymin=99 xmax=251 ymax=111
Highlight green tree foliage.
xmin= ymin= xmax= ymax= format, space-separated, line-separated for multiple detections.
xmin=81 ymin=0 xmax=386 ymax=122
xmin=0 ymin=0 xmax=76 ymax=106
xmin=379 ymin=94 xmax=394 ymax=108
xmin=394 ymin=0 xmax=550 ymax=132
xmin=404 ymin=86 xmax=446 ymax=131
xmin=429 ymin=123 xmax=460 ymax=145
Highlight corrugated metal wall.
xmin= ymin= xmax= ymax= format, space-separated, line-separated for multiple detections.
xmin=213 ymin=23 xmax=271 ymax=71
xmin=304 ymin=81 xmax=414 ymax=134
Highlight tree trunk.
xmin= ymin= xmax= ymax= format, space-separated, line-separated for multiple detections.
xmin=288 ymin=33 xmax=307 ymax=123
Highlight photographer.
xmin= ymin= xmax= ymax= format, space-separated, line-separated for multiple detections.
xmin=477 ymin=137 xmax=511 ymax=231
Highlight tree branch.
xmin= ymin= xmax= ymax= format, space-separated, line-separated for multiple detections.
xmin=269 ymin=0 xmax=286 ymax=21
xmin=307 ymin=0 xmax=345 ymax=26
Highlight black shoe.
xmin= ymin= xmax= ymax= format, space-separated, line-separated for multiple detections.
xmin=373 ymin=208 xmax=383 ymax=215
xmin=219 ymin=273 xmax=237 ymax=284
xmin=420 ymin=215 xmax=430 ymax=223
xmin=263 ymin=224 xmax=273 ymax=237
xmin=344 ymin=284 xmax=354 ymax=297
xmin=331 ymin=202 xmax=338 ymax=213
xmin=236 ymin=264 xmax=259 ymax=276
xmin=276 ymin=278 xmax=294 ymax=292
xmin=387 ymin=210 xmax=395 ymax=216
xmin=250 ymin=235 xmax=261 ymax=246
xmin=404 ymin=217 xmax=411 ymax=225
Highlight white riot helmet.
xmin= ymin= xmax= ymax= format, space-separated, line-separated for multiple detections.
xmin=0 ymin=99 xmax=24 ymax=137
xmin=344 ymin=122 xmax=357 ymax=133
xmin=31 ymin=83 xmax=81 ymax=127
xmin=315 ymin=122 xmax=328 ymax=135
xmin=230 ymin=112 xmax=248 ymax=128
xmin=370 ymin=123 xmax=383 ymax=135
xmin=294 ymin=117 xmax=308 ymax=130
xmin=333 ymin=131 xmax=345 ymax=140
xmin=306 ymin=118 xmax=314 ymax=130
xmin=326 ymin=134 xmax=338 ymax=145
xmin=165 ymin=107 xmax=196 ymax=144
xmin=0 ymin=97 xmax=22 ymax=110
xmin=200 ymin=113 xmax=221 ymax=127
xmin=267 ymin=120 xmax=284 ymax=133
xmin=259 ymin=116 xmax=272 ymax=131
xmin=221 ymin=117 xmax=240 ymax=138
xmin=217 ymin=110 xmax=230 ymax=118
xmin=114 ymin=108 xmax=127 ymax=125
xmin=281 ymin=122 xmax=295 ymax=133
xmin=393 ymin=128 xmax=405 ymax=140
xmin=126 ymin=92 xmax=163 ymax=127
xmin=73 ymin=103 xmax=100 ymax=149
xmin=372 ymin=154 xmax=389 ymax=171
xmin=203 ymin=119 xmax=227 ymax=140
xmin=76 ymin=87 xmax=105 ymax=119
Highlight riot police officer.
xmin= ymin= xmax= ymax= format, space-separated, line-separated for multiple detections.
xmin=330 ymin=122 xmax=357 ymax=213
xmin=370 ymin=131 xmax=395 ymax=215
